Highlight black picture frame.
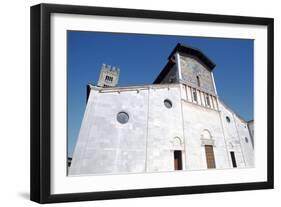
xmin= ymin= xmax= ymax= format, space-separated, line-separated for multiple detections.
xmin=30 ymin=3 xmax=274 ymax=204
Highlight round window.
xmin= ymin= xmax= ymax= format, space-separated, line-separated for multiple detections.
xmin=164 ymin=99 xmax=172 ymax=108
xmin=245 ymin=137 xmax=249 ymax=143
xmin=226 ymin=116 xmax=231 ymax=123
xmin=117 ymin=112 xmax=129 ymax=124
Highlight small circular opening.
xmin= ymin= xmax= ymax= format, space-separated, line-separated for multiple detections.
xmin=117 ymin=112 xmax=129 ymax=124
xmin=164 ymin=99 xmax=172 ymax=108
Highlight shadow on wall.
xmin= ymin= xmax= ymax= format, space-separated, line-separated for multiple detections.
xmin=18 ymin=192 xmax=29 ymax=200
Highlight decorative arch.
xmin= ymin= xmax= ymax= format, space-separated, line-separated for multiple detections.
xmin=201 ymin=129 xmax=216 ymax=169
xmin=170 ymin=136 xmax=184 ymax=150
xmin=200 ymin=129 xmax=215 ymax=147
xmin=170 ymin=137 xmax=184 ymax=170
xmin=201 ymin=129 xmax=212 ymax=139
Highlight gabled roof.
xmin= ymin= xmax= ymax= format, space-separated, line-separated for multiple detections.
xmin=218 ymin=98 xmax=249 ymax=123
xmin=153 ymin=60 xmax=175 ymax=84
xmin=153 ymin=43 xmax=216 ymax=84
xmin=168 ymin=43 xmax=216 ymax=70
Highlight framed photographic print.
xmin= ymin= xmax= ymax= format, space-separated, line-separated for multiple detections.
xmin=30 ymin=3 xmax=274 ymax=203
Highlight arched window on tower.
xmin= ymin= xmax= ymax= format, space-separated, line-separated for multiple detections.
xmin=196 ymin=75 xmax=200 ymax=87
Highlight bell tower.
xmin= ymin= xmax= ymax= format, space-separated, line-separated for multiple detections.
xmin=153 ymin=43 xmax=219 ymax=110
xmin=97 ymin=64 xmax=120 ymax=87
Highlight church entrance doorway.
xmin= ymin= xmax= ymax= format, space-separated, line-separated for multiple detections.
xmin=174 ymin=150 xmax=183 ymax=170
xmin=230 ymin=151 xmax=237 ymax=168
xmin=205 ymin=145 xmax=216 ymax=169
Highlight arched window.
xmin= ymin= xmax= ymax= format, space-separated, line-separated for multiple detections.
xmin=105 ymin=75 xmax=113 ymax=82
xmin=226 ymin=116 xmax=231 ymax=123
xmin=196 ymin=75 xmax=200 ymax=87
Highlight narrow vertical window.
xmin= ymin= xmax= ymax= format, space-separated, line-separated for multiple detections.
xmin=206 ymin=95 xmax=210 ymax=106
xmin=174 ymin=150 xmax=183 ymax=170
xmin=193 ymin=89 xmax=197 ymax=102
xmin=205 ymin=145 xmax=216 ymax=169
xmin=230 ymin=151 xmax=237 ymax=168
xmin=196 ymin=75 xmax=200 ymax=87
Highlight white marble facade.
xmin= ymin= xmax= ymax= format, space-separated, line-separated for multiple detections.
xmin=69 ymin=44 xmax=254 ymax=176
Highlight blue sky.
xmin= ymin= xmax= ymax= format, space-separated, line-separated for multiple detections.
xmin=67 ymin=31 xmax=253 ymax=157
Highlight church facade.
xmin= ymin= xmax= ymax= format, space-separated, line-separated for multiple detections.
xmin=69 ymin=43 xmax=254 ymax=176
